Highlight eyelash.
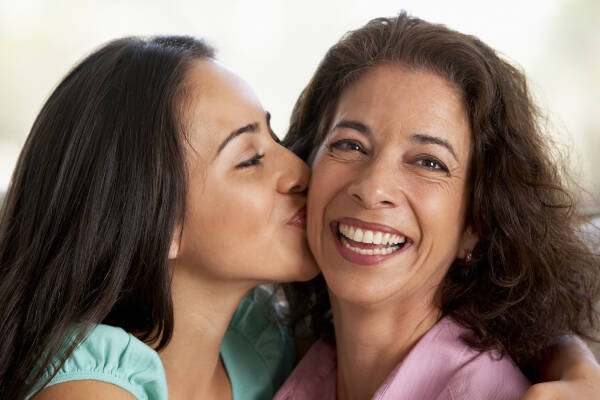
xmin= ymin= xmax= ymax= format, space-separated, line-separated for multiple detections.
xmin=328 ymin=139 xmax=367 ymax=154
xmin=236 ymin=153 xmax=265 ymax=169
xmin=329 ymin=139 xmax=449 ymax=173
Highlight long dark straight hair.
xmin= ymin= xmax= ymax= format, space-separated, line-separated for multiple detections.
xmin=0 ymin=36 xmax=214 ymax=398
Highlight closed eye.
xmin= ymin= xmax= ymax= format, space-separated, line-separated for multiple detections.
xmin=236 ymin=153 xmax=264 ymax=169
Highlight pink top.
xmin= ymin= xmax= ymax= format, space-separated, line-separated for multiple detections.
xmin=275 ymin=317 xmax=530 ymax=400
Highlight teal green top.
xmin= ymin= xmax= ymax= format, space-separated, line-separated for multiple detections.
xmin=221 ymin=295 xmax=295 ymax=400
xmin=28 ymin=295 xmax=295 ymax=400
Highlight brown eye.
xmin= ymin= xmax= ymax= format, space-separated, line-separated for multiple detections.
xmin=416 ymin=157 xmax=448 ymax=173
xmin=329 ymin=139 xmax=366 ymax=154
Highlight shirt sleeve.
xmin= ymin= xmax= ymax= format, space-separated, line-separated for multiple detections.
xmin=27 ymin=324 xmax=168 ymax=400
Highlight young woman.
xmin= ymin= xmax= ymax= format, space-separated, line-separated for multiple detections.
xmin=0 ymin=36 xmax=317 ymax=399
xmin=277 ymin=13 xmax=600 ymax=400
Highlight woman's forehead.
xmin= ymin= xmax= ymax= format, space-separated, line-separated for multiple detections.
xmin=330 ymin=65 xmax=469 ymax=144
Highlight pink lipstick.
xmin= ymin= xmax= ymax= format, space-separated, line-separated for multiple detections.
xmin=287 ymin=206 xmax=307 ymax=230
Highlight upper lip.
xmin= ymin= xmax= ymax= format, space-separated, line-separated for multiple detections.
xmin=335 ymin=217 xmax=409 ymax=238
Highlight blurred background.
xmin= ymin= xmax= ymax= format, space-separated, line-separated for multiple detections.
xmin=0 ymin=0 xmax=598 ymax=215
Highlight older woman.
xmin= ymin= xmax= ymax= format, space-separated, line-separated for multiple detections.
xmin=277 ymin=13 xmax=600 ymax=400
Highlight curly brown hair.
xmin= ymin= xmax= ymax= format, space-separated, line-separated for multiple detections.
xmin=282 ymin=12 xmax=600 ymax=367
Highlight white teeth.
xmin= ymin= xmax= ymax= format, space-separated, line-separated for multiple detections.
xmin=373 ymin=231 xmax=382 ymax=245
xmin=354 ymin=228 xmax=363 ymax=242
xmin=382 ymin=233 xmax=390 ymax=245
xmin=390 ymin=235 xmax=406 ymax=245
xmin=341 ymin=236 xmax=399 ymax=256
xmin=338 ymin=223 xmax=407 ymax=246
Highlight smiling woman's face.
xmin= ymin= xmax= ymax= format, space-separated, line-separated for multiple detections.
xmin=307 ymin=64 xmax=477 ymax=307
xmin=171 ymin=59 xmax=318 ymax=283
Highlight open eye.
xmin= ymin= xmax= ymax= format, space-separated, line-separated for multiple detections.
xmin=415 ymin=157 xmax=449 ymax=173
xmin=329 ymin=139 xmax=367 ymax=154
xmin=236 ymin=153 xmax=264 ymax=169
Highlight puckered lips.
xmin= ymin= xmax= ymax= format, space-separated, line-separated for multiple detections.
xmin=330 ymin=217 xmax=412 ymax=265
xmin=287 ymin=206 xmax=307 ymax=230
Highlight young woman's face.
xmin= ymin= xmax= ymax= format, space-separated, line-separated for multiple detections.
xmin=307 ymin=64 xmax=477 ymax=307
xmin=172 ymin=60 xmax=318 ymax=283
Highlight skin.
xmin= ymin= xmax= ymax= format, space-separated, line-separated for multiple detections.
xmin=523 ymin=336 xmax=600 ymax=400
xmin=34 ymin=59 xmax=318 ymax=400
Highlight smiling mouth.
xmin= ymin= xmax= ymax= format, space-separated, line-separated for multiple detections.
xmin=331 ymin=219 xmax=411 ymax=265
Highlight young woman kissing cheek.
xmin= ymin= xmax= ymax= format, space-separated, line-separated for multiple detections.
xmin=171 ymin=59 xmax=318 ymax=286
xmin=306 ymin=64 xmax=478 ymax=330
xmin=162 ymin=59 xmax=320 ymax=398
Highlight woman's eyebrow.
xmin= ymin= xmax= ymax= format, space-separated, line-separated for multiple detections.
xmin=330 ymin=120 xmax=372 ymax=137
xmin=216 ymin=122 xmax=259 ymax=155
xmin=330 ymin=121 xmax=458 ymax=161
xmin=410 ymin=133 xmax=457 ymax=161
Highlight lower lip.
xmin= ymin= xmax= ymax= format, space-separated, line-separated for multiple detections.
xmin=330 ymin=222 xmax=410 ymax=266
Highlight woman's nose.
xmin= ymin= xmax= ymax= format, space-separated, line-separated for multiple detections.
xmin=346 ymin=158 xmax=401 ymax=209
xmin=276 ymin=147 xmax=310 ymax=194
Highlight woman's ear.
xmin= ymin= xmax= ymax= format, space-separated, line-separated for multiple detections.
xmin=168 ymin=224 xmax=182 ymax=260
xmin=456 ymin=225 xmax=478 ymax=260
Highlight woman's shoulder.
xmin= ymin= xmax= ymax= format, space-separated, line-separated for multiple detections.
xmin=221 ymin=289 xmax=295 ymax=398
xmin=29 ymin=324 xmax=167 ymax=400
xmin=371 ymin=317 xmax=530 ymax=400
xmin=424 ymin=317 xmax=531 ymax=400
xmin=441 ymin=350 xmax=529 ymax=400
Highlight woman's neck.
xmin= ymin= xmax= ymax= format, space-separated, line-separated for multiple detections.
xmin=331 ymin=290 xmax=440 ymax=400
xmin=157 ymin=265 xmax=257 ymax=400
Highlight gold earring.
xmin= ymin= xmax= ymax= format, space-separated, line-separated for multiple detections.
xmin=465 ymin=250 xmax=473 ymax=263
